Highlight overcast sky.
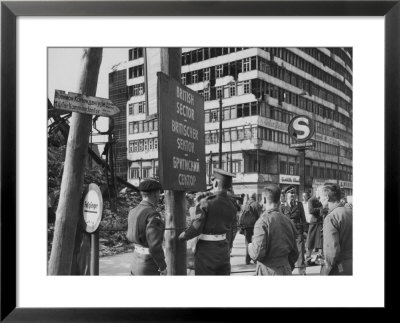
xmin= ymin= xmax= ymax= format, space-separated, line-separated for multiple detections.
xmin=48 ymin=48 xmax=128 ymax=131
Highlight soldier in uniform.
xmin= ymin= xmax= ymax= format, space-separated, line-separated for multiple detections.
xmin=126 ymin=179 xmax=167 ymax=276
xmin=281 ymin=185 xmax=307 ymax=275
xmin=248 ymin=184 xmax=299 ymax=275
xmin=178 ymin=168 xmax=237 ymax=275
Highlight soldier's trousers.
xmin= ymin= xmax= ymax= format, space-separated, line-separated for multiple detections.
xmin=295 ymin=233 xmax=306 ymax=269
xmin=195 ymin=240 xmax=231 ymax=275
xmin=130 ymin=251 xmax=159 ymax=275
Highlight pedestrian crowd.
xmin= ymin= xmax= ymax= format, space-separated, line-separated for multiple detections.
xmin=126 ymin=170 xmax=352 ymax=276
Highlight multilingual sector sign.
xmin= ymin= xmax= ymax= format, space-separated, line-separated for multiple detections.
xmin=157 ymin=72 xmax=206 ymax=191
xmin=54 ymin=90 xmax=120 ymax=117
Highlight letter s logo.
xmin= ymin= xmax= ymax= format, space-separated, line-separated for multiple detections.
xmin=293 ymin=117 xmax=310 ymax=140
xmin=288 ymin=116 xmax=314 ymax=142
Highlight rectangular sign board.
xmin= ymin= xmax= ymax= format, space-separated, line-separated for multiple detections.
xmin=289 ymin=140 xmax=314 ymax=149
xmin=157 ymin=72 xmax=206 ymax=191
xmin=54 ymin=90 xmax=120 ymax=117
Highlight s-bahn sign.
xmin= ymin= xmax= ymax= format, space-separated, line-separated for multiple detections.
xmin=82 ymin=183 xmax=103 ymax=233
xmin=157 ymin=72 xmax=206 ymax=191
xmin=288 ymin=115 xmax=315 ymax=142
xmin=54 ymin=90 xmax=120 ymax=117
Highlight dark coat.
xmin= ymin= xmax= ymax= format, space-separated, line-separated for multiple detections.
xmin=281 ymin=200 xmax=307 ymax=235
xmin=322 ymin=203 xmax=353 ymax=275
xmin=306 ymin=196 xmax=323 ymax=249
xmin=126 ymin=200 xmax=166 ymax=273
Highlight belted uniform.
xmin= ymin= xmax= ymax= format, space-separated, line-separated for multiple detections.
xmin=126 ymin=200 xmax=166 ymax=275
xmin=181 ymin=191 xmax=237 ymax=275
xmin=281 ymin=200 xmax=307 ymax=271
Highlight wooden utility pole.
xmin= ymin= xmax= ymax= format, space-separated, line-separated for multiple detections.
xmin=219 ymin=97 xmax=223 ymax=168
xmin=48 ymin=48 xmax=103 ymax=275
xmin=162 ymin=48 xmax=187 ymax=275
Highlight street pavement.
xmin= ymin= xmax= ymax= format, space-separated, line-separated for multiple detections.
xmin=100 ymin=233 xmax=321 ymax=276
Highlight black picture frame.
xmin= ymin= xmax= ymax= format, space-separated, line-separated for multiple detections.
xmin=1 ymin=0 xmax=398 ymax=321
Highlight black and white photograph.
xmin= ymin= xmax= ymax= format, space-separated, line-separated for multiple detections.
xmin=47 ymin=47 xmax=353 ymax=277
xmin=2 ymin=4 xmax=393 ymax=318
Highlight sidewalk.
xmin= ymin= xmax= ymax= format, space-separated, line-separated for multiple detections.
xmin=99 ymin=233 xmax=321 ymax=276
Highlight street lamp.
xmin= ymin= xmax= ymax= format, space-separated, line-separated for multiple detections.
xmin=208 ymin=150 xmax=213 ymax=185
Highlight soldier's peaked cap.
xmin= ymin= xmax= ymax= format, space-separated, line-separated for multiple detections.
xmin=213 ymin=168 xmax=235 ymax=186
xmin=138 ymin=179 xmax=162 ymax=192
xmin=282 ymin=184 xmax=297 ymax=194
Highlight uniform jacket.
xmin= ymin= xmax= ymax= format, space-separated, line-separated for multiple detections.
xmin=308 ymin=196 xmax=323 ymax=223
xmin=281 ymin=200 xmax=307 ymax=234
xmin=126 ymin=200 xmax=166 ymax=271
xmin=248 ymin=208 xmax=299 ymax=268
xmin=183 ymin=191 xmax=237 ymax=240
xmin=323 ymin=202 xmax=352 ymax=273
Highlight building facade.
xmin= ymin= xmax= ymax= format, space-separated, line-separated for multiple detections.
xmin=109 ymin=47 xmax=353 ymax=199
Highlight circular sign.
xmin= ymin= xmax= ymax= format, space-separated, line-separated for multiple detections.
xmin=288 ymin=115 xmax=315 ymax=142
xmin=82 ymin=183 xmax=103 ymax=233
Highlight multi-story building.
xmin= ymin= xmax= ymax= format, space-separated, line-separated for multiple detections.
xmin=109 ymin=47 xmax=353 ymax=199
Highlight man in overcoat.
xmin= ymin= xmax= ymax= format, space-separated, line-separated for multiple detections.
xmin=178 ymin=168 xmax=237 ymax=275
xmin=126 ymin=179 xmax=167 ymax=275
xmin=281 ymin=185 xmax=307 ymax=275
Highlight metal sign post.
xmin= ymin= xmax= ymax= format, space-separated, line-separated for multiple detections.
xmin=288 ymin=115 xmax=315 ymax=197
xmin=82 ymin=183 xmax=103 ymax=275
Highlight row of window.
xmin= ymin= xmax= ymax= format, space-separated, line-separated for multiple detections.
xmin=128 ymin=118 xmax=158 ymax=134
xmin=130 ymin=166 xmax=158 ymax=179
xmin=266 ymin=47 xmax=352 ymax=85
xmin=207 ymin=160 xmax=242 ymax=174
xmin=128 ymin=101 xmax=146 ymax=115
xmin=181 ymin=48 xmax=351 ymax=96
xmin=128 ymin=138 xmax=159 ymax=153
xmin=205 ymin=125 xmax=347 ymax=158
xmin=127 ymin=83 xmax=145 ymax=98
xmin=181 ymin=48 xmax=247 ymax=65
xmin=279 ymin=160 xmax=352 ymax=182
xmin=205 ymin=101 xmax=352 ymax=143
xmin=128 ymin=65 xmax=144 ymax=79
xmin=183 ymin=55 xmax=351 ymax=115
xmin=129 ymin=48 xmax=144 ymax=61
xmin=257 ymin=56 xmax=351 ymax=108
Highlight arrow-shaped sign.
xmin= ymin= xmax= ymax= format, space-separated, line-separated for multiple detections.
xmin=54 ymin=90 xmax=120 ymax=117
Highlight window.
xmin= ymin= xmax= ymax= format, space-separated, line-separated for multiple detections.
xmin=154 ymin=138 xmax=158 ymax=149
xmin=192 ymin=72 xmax=198 ymax=84
xmin=216 ymin=87 xmax=223 ymax=99
xmin=203 ymin=87 xmax=210 ymax=101
xmin=280 ymin=161 xmax=287 ymax=174
xmin=134 ymin=141 xmax=138 ymax=152
xmin=204 ymin=68 xmax=210 ymax=81
xmin=243 ymin=58 xmax=250 ymax=72
xmin=133 ymin=123 xmax=139 ymax=133
xmin=230 ymin=83 xmax=236 ymax=97
xmin=181 ymin=74 xmax=186 ymax=85
xmin=129 ymin=48 xmax=143 ymax=60
xmin=129 ymin=65 xmax=144 ymax=79
xmin=139 ymin=140 xmax=143 ymax=151
xmin=128 ymin=103 xmax=134 ymax=115
xmin=138 ymin=101 xmax=146 ymax=113
xmin=144 ymin=139 xmax=148 ymax=151
xmin=142 ymin=168 xmax=151 ymax=178
xmin=216 ymin=65 xmax=223 ymax=78
xmin=143 ymin=122 xmax=148 ymax=132
xmin=130 ymin=168 xmax=140 ymax=179
xmin=149 ymin=139 xmax=154 ymax=150
xmin=243 ymin=81 xmax=250 ymax=94
xmin=129 ymin=141 xmax=134 ymax=153
xmin=232 ymin=161 xmax=241 ymax=173
xmin=289 ymin=163 xmax=295 ymax=175
xmin=129 ymin=122 xmax=134 ymax=134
